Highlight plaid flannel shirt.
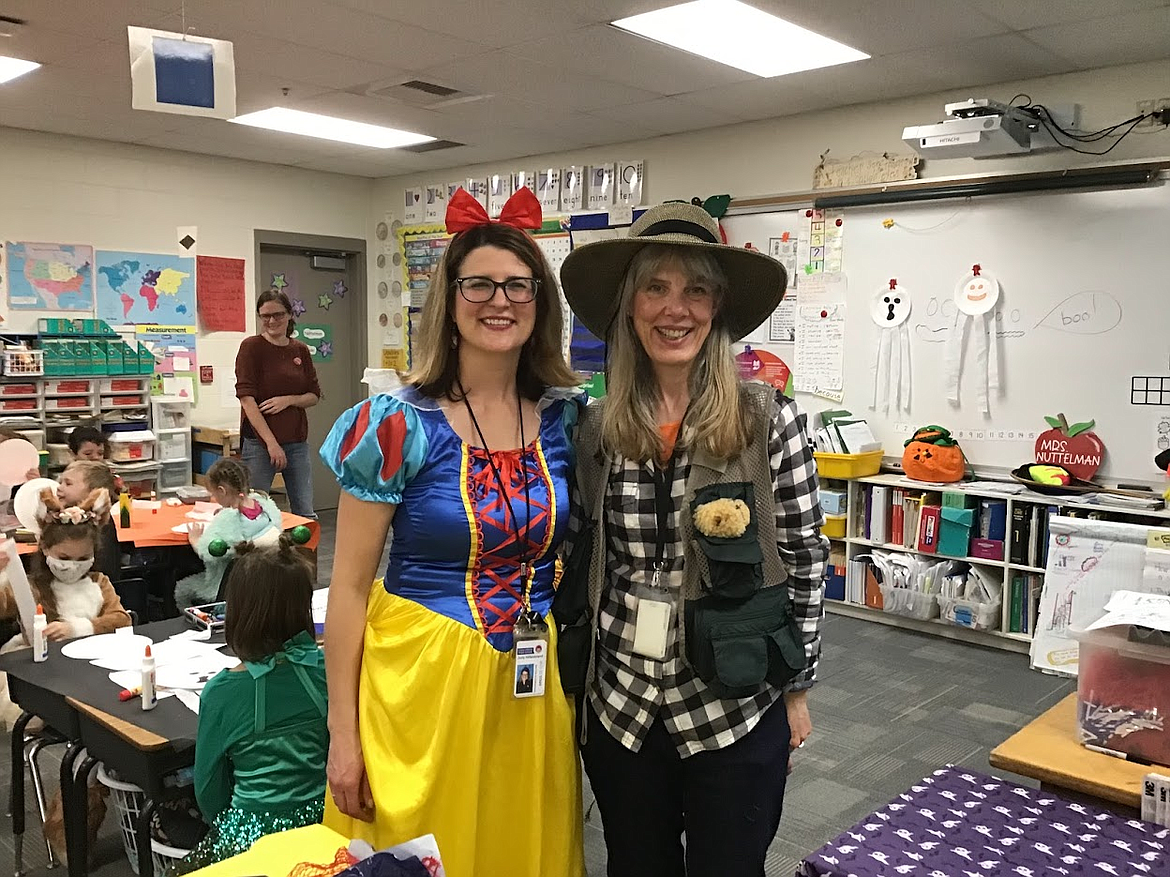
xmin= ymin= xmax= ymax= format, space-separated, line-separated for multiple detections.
xmin=574 ymin=391 xmax=828 ymax=757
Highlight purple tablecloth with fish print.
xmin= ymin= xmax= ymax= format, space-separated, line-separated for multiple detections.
xmin=798 ymin=766 xmax=1168 ymax=877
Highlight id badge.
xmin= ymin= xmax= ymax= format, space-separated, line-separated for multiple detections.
xmin=631 ymin=581 xmax=674 ymax=660
xmin=512 ymin=611 xmax=548 ymax=699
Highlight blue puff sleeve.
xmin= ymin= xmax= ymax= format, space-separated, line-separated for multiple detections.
xmin=319 ymin=394 xmax=428 ymax=504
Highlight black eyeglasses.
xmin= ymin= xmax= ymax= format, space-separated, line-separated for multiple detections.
xmin=453 ymin=276 xmax=540 ymax=304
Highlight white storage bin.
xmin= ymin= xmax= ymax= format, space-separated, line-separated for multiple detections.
xmin=879 ymin=585 xmax=940 ymax=620
xmin=152 ymin=398 xmax=191 ymax=431
xmin=46 ymin=443 xmax=72 ymax=466
xmin=939 ymin=596 xmax=1001 ymax=631
xmin=157 ymin=431 xmax=191 ymax=463
xmin=159 ymin=461 xmax=190 ymax=490
xmin=111 ymin=460 xmax=160 ymax=498
xmin=109 ymin=430 xmax=156 ymax=462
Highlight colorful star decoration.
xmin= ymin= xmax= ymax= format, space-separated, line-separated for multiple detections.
xmin=291 ymin=297 xmax=307 ymax=317
xmin=271 ymin=273 xmax=288 ymax=290
xmin=318 ymin=341 xmax=334 ymax=359
xmin=332 ymin=280 xmax=348 ymax=298
xmin=318 ymin=293 xmax=333 ymax=311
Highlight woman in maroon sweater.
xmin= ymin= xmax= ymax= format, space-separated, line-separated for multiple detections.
xmin=235 ymin=290 xmax=321 ymax=519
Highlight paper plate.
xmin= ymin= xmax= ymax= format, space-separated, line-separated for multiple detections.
xmin=0 ymin=439 xmax=41 ymax=486
xmin=60 ymin=632 xmax=152 ymax=661
xmin=14 ymin=478 xmax=60 ymax=533
xmin=171 ymin=523 xmax=192 ymax=534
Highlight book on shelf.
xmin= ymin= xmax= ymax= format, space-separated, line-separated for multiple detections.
xmin=1009 ymin=574 xmax=1024 ymax=633
xmin=870 ymin=486 xmax=890 ymax=544
xmin=891 ymin=488 xmax=905 ymax=546
xmin=905 ymin=495 xmax=922 ymax=549
xmin=918 ymin=505 xmax=941 ymax=553
xmin=1010 ymin=505 xmax=1029 ymax=565
xmin=979 ymin=500 xmax=1008 ymax=542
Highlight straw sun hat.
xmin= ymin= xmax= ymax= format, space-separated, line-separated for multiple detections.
xmin=559 ymin=201 xmax=788 ymax=342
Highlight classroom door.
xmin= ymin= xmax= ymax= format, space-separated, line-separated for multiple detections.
xmin=258 ymin=246 xmax=363 ymax=513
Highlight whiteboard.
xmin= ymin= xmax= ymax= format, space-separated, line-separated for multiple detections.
xmin=723 ymin=181 xmax=1170 ymax=482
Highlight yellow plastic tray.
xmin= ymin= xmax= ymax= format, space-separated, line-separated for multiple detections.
xmin=814 ymin=449 xmax=883 ymax=480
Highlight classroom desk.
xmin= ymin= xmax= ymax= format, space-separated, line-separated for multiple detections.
xmin=989 ymin=693 xmax=1159 ymax=815
xmin=114 ymin=503 xmax=320 ymax=550
xmin=0 ymin=618 xmax=208 ymax=877
xmin=798 ymin=765 xmax=1168 ymax=877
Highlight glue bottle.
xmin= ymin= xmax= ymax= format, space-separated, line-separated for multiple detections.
xmin=150 ymin=489 xmax=158 ymax=514
xmin=141 ymin=645 xmax=157 ymax=710
xmin=32 ymin=604 xmax=47 ymax=663
xmin=119 ymin=491 xmax=131 ymax=529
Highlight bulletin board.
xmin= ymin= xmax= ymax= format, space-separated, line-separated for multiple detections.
xmin=722 ymin=180 xmax=1170 ymax=481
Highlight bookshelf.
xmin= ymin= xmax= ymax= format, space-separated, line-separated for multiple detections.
xmin=824 ymin=473 xmax=1170 ymax=654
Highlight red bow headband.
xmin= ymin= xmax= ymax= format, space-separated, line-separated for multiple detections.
xmin=445 ymin=186 xmax=542 ymax=234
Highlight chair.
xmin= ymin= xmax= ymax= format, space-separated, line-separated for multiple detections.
xmin=113 ymin=576 xmax=150 ymax=620
xmin=18 ymin=724 xmax=69 ymax=870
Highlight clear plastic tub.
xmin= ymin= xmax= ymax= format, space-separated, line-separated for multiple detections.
xmin=939 ymin=596 xmax=1001 ymax=631
xmin=109 ymin=430 xmax=156 ymax=462
xmin=879 ymin=585 xmax=940 ymax=620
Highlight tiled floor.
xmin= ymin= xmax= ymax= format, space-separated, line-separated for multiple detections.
xmin=0 ymin=510 xmax=1073 ymax=876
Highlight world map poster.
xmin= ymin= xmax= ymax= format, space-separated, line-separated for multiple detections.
xmin=95 ymin=251 xmax=196 ymax=327
xmin=5 ymin=242 xmax=95 ymax=311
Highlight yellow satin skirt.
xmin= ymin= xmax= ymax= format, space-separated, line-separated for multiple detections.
xmin=324 ymin=584 xmax=585 ymax=877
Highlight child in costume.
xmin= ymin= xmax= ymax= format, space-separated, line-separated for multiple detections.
xmin=167 ymin=538 xmax=326 ymax=875
xmin=174 ymin=459 xmax=281 ymax=608
xmin=58 ymin=461 xmax=122 ymax=581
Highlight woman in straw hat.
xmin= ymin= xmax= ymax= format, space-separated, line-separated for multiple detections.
xmin=558 ymin=201 xmax=829 ymax=876
xmin=319 ymin=187 xmax=585 ymax=876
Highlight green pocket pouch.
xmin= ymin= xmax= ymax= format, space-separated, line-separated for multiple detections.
xmin=690 ymin=483 xmax=764 ymax=599
xmin=686 ymin=587 xmax=807 ymax=698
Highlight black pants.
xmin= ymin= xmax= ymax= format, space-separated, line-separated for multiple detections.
xmin=582 ymin=699 xmax=791 ymax=877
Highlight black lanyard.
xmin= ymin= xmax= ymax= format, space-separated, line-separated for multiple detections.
xmin=650 ymin=448 xmax=677 ymax=588
xmin=459 ymin=385 xmax=534 ymax=611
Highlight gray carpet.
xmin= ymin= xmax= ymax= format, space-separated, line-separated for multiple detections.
xmin=0 ymin=509 xmax=1073 ymax=876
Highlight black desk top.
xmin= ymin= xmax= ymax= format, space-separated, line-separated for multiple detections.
xmin=0 ymin=617 xmax=220 ymax=747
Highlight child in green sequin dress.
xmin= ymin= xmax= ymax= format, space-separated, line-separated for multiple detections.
xmin=168 ymin=536 xmax=327 ymax=875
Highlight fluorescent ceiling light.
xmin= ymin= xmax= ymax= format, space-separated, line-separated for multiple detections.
xmin=612 ymin=0 xmax=868 ymax=78
xmin=0 ymin=55 xmax=41 ymax=85
xmin=229 ymin=107 xmax=434 ymax=149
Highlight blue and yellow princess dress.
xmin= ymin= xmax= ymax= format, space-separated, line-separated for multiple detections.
xmin=320 ymin=386 xmax=585 ymax=877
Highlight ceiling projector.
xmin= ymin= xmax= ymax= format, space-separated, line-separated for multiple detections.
xmin=902 ymin=98 xmax=1080 ymax=159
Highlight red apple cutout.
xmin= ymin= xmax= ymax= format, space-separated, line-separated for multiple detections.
xmin=1035 ymin=413 xmax=1105 ymax=481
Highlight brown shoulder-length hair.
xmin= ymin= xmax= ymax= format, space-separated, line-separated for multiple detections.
xmin=224 ymin=537 xmax=314 ymax=662
xmin=404 ymin=223 xmax=579 ymax=401
xmin=256 ymin=289 xmax=296 ymax=338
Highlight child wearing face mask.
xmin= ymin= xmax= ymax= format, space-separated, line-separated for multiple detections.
xmin=174 ymin=459 xmax=281 ymax=609
xmin=0 ymin=487 xmax=131 ymax=639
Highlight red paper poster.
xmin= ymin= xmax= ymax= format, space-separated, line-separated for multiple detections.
xmin=197 ymin=255 xmax=246 ymax=332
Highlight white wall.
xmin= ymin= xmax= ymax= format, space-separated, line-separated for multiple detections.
xmin=0 ymin=128 xmax=374 ymax=427
xmin=373 ymin=60 xmax=1170 ymax=216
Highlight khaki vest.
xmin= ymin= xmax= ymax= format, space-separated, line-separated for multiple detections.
xmin=574 ymin=382 xmax=785 ymax=695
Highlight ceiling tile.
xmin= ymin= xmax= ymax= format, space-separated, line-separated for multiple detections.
xmin=507 ymin=24 xmax=756 ymax=95
xmin=1024 ymin=8 xmax=1170 ymax=67
xmin=752 ymin=0 xmax=1012 ymax=56
xmin=679 ymin=78 xmax=836 ymax=122
xmin=414 ymin=51 xmax=662 ymax=114
xmin=329 ymin=0 xmax=593 ymax=49
xmin=885 ymin=32 xmax=1078 ymax=90
xmin=229 ymin=31 xmax=405 ymax=92
xmin=5 ymin=0 xmax=186 ymax=43
xmin=193 ymin=0 xmax=484 ymax=69
xmin=967 ymin=0 xmax=1169 ymax=30
xmin=590 ymin=96 xmax=743 ymax=136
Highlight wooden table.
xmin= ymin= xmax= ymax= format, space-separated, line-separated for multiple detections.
xmin=989 ymin=693 xmax=1160 ymax=813
xmin=114 ymin=502 xmax=319 ymax=550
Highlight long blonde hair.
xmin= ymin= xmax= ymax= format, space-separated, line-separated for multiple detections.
xmin=601 ymin=245 xmax=752 ymax=463
xmin=404 ymin=223 xmax=579 ymax=400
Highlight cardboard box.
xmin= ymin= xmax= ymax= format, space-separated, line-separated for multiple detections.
xmin=820 ymin=488 xmax=847 ymax=516
xmin=970 ymin=538 xmax=1005 ymax=561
